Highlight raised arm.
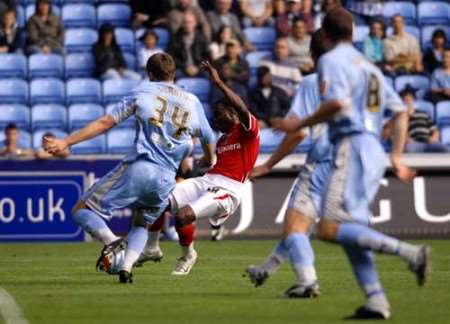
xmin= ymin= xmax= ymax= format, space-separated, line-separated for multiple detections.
xmin=201 ymin=61 xmax=251 ymax=129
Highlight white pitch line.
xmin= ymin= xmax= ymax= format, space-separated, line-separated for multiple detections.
xmin=0 ymin=288 xmax=29 ymax=324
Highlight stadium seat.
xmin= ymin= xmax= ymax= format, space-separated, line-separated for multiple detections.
xmin=383 ymin=2 xmax=416 ymax=25
xmin=384 ymin=76 xmax=394 ymax=88
xmin=105 ymin=104 xmax=136 ymax=128
xmin=66 ymin=78 xmax=102 ymax=104
xmin=123 ymin=52 xmax=136 ymax=70
xmin=202 ymin=103 xmax=213 ymax=121
xmin=0 ymin=79 xmax=29 ymax=104
xmin=32 ymin=129 xmax=68 ymax=149
xmin=25 ymin=4 xmax=60 ymax=20
xmin=61 ymin=3 xmax=96 ymax=28
xmin=421 ymin=25 xmax=450 ymax=49
xmin=0 ymin=128 xmax=32 ymax=148
xmin=440 ymin=126 xmax=450 ymax=145
xmin=176 ymin=78 xmax=211 ymax=102
xmin=31 ymin=104 xmax=67 ymax=130
xmin=259 ymin=128 xmax=284 ymax=153
xmin=386 ymin=26 xmax=420 ymax=40
xmin=71 ymin=133 xmax=106 ymax=154
xmin=63 ymin=0 xmax=96 ymax=3
xmin=395 ymin=75 xmax=430 ymax=98
xmin=0 ymin=104 xmax=30 ymax=130
xmin=28 ymin=54 xmax=64 ymax=79
xmin=102 ymin=79 xmax=139 ymax=104
xmin=115 ymin=28 xmax=135 ymax=53
xmin=68 ymin=103 xmax=104 ymax=130
xmin=436 ymin=101 xmax=450 ymax=126
xmin=243 ymin=27 xmax=276 ymax=51
xmin=97 ymin=4 xmax=131 ymax=27
xmin=353 ymin=25 xmax=369 ymax=49
xmin=30 ymin=78 xmax=65 ymax=105
xmin=64 ymin=28 xmax=98 ymax=52
xmin=245 ymin=51 xmax=271 ymax=75
xmin=135 ymin=28 xmax=170 ymax=49
xmin=415 ymin=100 xmax=435 ymax=122
xmin=107 ymin=128 xmax=135 ymax=154
xmin=16 ymin=5 xmax=25 ymax=27
xmin=0 ymin=54 xmax=27 ymax=78
xmin=65 ymin=53 xmax=95 ymax=78
xmin=418 ymin=1 xmax=450 ymax=26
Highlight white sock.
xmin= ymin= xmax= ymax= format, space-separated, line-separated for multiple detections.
xmin=292 ymin=265 xmax=317 ymax=286
xmin=93 ymin=228 xmax=118 ymax=245
xmin=398 ymin=242 xmax=419 ymax=264
xmin=121 ymin=249 xmax=140 ymax=272
xmin=181 ymin=243 xmax=195 ymax=257
xmin=143 ymin=230 xmax=160 ymax=253
xmin=260 ymin=253 xmax=285 ymax=275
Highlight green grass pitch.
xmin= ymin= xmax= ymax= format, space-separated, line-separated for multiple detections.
xmin=1 ymin=240 xmax=449 ymax=324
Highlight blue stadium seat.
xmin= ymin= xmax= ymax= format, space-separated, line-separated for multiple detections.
xmin=102 ymin=79 xmax=139 ymax=104
xmin=384 ymin=76 xmax=394 ymax=88
xmin=25 ymin=4 xmax=60 ymax=20
xmin=66 ymin=78 xmax=102 ymax=104
xmin=65 ymin=53 xmax=95 ymax=78
xmin=202 ymin=103 xmax=213 ymax=121
xmin=387 ymin=25 xmax=420 ymax=40
xmin=259 ymin=128 xmax=284 ymax=153
xmin=30 ymin=78 xmax=65 ymax=105
xmin=176 ymin=78 xmax=210 ymax=102
xmin=107 ymin=128 xmax=135 ymax=154
xmin=0 ymin=54 xmax=27 ymax=78
xmin=32 ymin=129 xmax=68 ymax=149
xmin=395 ymin=75 xmax=430 ymax=97
xmin=28 ymin=53 xmax=64 ymax=78
xmin=64 ymin=28 xmax=98 ymax=52
xmin=16 ymin=6 xmax=25 ymax=27
xmin=436 ymin=101 xmax=450 ymax=126
xmin=0 ymin=128 xmax=32 ymax=149
xmin=97 ymin=4 xmax=131 ymax=28
xmin=243 ymin=27 xmax=276 ymax=51
xmin=61 ymin=3 xmax=96 ymax=28
xmin=115 ymin=28 xmax=135 ymax=53
xmin=123 ymin=52 xmax=136 ymax=70
xmin=31 ymin=104 xmax=67 ymax=130
xmin=418 ymin=1 xmax=450 ymax=26
xmin=415 ymin=100 xmax=435 ymax=122
xmin=421 ymin=25 xmax=450 ymax=49
xmin=68 ymin=103 xmax=103 ymax=130
xmin=71 ymin=133 xmax=106 ymax=154
xmin=105 ymin=104 xmax=136 ymax=128
xmin=353 ymin=25 xmax=369 ymax=49
xmin=245 ymin=50 xmax=272 ymax=75
xmin=0 ymin=104 xmax=30 ymax=130
xmin=135 ymin=28 xmax=170 ymax=49
xmin=62 ymin=0 xmax=96 ymax=3
xmin=0 ymin=79 xmax=29 ymax=104
xmin=383 ymin=2 xmax=416 ymax=25
xmin=440 ymin=126 xmax=450 ymax=145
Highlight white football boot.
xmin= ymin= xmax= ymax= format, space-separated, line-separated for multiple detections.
xmin=171 ymin=250 xmax=198 ymax=275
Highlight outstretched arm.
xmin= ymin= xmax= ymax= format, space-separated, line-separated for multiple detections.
xmin=201 ymin=61 xmax=251 ymax=129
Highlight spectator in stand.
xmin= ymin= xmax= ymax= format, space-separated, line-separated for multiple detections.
xmin=26 ymin=0 xmax=64 ymax=54
xmin=213 ymin=39 xmax=249 ymax=85
xmin=35 ymin=132 xmax=69 ymax=159
xmin=363 ymin=18 xmax=385 ymax=67
xmin=384 ymin=15 xmax=423 ymax=74
xmin=210 ymin=64 xmax=249 ymax=107
xmin=207 ymin=0 xmax=253 ymax=50
xmin=138 ymin=30 xmax=164 ymax=71
xmin=424 ymin=29 xmax=447 ymax=74
xmin=209 ymin=25 xmax=233 ymax=60
xmin=287 ymin=0 xmax=302 ymax=25
xmin=168 ymin=0 xmax=212 ymax=42
xmin=0 ymin=123 xmax=33 ymax=158
xmin=0 ymin=8 xmax=23 ymax=53
xmin=93 ymin=24 xmax=141 ymax=81
xmin=249 ymin=66 xmax=290 ymax=128
xmin=314 ymin=0 xmax=341 ymax=30
xmin=287 ymin=17 xmax=314 ymax=74
xmin=168 ymin=10 xmax=209 ymax=78
xmin=239 ymin=0 xmax=273 ymax=28
xmin=130 ymin=0 xmax=170 ymax=29
xmin=346 ymin=0 xmax=384 ymax=26
xmin=0 ymin=0 xmax=15 ymax=18
xmin=259 ymin=37 xmax=301 ymax=97
xmin=299 ymin=0 xmax=315 ymax=33
xmin=430 ymin=48 xmax=450 ymax=103
xmin=273 ymin=0 xmax=290 ymax=37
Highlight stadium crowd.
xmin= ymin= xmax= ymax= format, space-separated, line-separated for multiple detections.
xmin=0 ymin=0 xmax=449 ymax=157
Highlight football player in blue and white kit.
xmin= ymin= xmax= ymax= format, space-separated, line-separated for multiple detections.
xmin=276 ymin=8 xmax=430 ymax=319
xmin=44 ymin=53 xmax=216 ymax=283
xmin=245 ymin=29 xmax=333 ymax=298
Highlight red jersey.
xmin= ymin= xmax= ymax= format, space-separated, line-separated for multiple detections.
xmin=208 ymin=114 xmax=260 ymax=183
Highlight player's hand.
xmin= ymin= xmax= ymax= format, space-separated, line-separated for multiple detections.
xmin=391 ymin=154 xmax=416 ymax=183
xmin=200 ymin=61 xmax=221 ymax=84
xmin=249 ymin=164 xmax=272 ymax=180
xmin=44 ymin=136 xmax=69 ymax=155
xmin=271 ymin=117 xmax=302 ymax=133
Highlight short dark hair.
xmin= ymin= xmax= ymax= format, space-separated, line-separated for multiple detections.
xmin=310 ymin=28 xmax=333 ymax=60
xmin=140 ymin=30 xmax=159 ymax=43
xmin=5 ymin=123 xmax=17 ymax=132
xmin=256 ymin=65 xmax=271 ymax=80
xmin=43 ymin=132 xmax=54 ymax=139
xmin=432 ymin=29 xmax=447 ymax=42
xmin=400 ymin=84 xmax=416 ymax=99
xmin=146 ymin=53 xmax=176 ymax=81
xmin=322 ymin=7 xmax=353 ymax=42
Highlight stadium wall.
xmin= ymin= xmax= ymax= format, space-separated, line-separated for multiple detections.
xmin=1 ymin=154 xmax=450 ymax=241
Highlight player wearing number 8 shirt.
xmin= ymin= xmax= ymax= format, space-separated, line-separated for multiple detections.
xmin=137 ymin=61 xmax=260 ymax=275
xmin=44 ymin=53 xmax=216 ymax=283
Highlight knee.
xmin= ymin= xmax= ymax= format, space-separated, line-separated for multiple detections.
xmin=175 ymin=206 xmax=196 ymax=227
xmin=317 ymin=220 xmax=339 ymax=241
xmin=282 ymin=209 xmax=313 ymax=238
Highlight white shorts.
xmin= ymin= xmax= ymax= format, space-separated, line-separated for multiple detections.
xmin=169 ymin=173 xmax=242 ymax=227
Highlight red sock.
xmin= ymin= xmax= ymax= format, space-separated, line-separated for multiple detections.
xmin=176 ymin=223 xmax=195 ymax=247
xmin=149 ymin=213 xmax=165 ymax=231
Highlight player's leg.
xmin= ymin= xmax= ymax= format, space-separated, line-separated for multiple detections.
xmin=136 ymin=214 xmax=165 ymax=266
xmin=171 ymin=205 xmax=197 ymax=275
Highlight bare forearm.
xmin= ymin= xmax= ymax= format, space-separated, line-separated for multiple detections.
xmin=214 ymin=79 xmax=250 ymax=125
xmin=390 ymin=111 xmax=409 ymax=156
xmin=65 ymin=116 xmax=115 ymax=147
xmin=201 ymin=142 xmax=216 ymax=167
xmin=265 ymin=130 xmax=306 ymax=168
xmin=297 ymin=101 xmax=342 ymax=129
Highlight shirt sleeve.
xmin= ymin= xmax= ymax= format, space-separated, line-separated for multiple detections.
xmin=430 ymin=70 xmax=440 ymax=89
xmin=108 ymin=96 xmax=137 ymax=124
xmin=383 ymin=78 xmax=406 ymax=113
xmin=287 ymin=84 xmax=305 ymax=119
xmin=194 ymin=100 xmax=216 ymax=145
xmin=242 ymin=113 xmax=259 ymax=139
xmin=318 ymin=55 xmax=351 ymax=104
